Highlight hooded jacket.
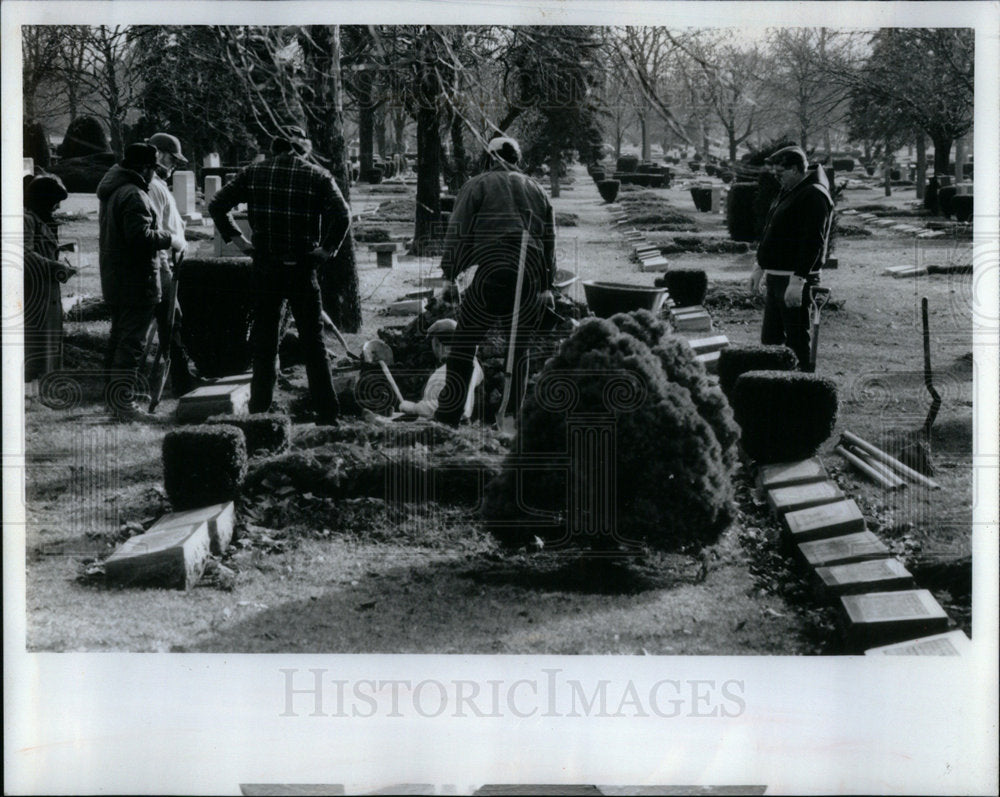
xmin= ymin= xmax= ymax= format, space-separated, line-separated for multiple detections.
xmin=756 ymin=165 xmax=835 ymax=279
xmin=97 ymin=164 xmax=172 ymax=305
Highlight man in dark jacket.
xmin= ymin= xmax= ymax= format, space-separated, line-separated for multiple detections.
xmin=749 ymin=145 xmax=834 ymax=371
xmin=97 ymin=143 xmax=173 ymax=420
xmin=209 ymin=126 xmax=350 ymax=425
xmin=433 ymin=135 xmax=557 ymax=426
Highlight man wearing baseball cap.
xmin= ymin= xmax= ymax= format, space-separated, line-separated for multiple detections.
xmin=97 ymin=142 xmax=173 ymax=420
xmin=395 ymin=318 xmax=484 ymax=420
xmin=146 ymin=132 xmax=198 ymax=397
xmin=433 ymin=134 xmax=556 ymax=426
xmin=748 ymin=145 xmax=834 ymax=371
xmin=208 ymin=125 xmax=350 ymax=425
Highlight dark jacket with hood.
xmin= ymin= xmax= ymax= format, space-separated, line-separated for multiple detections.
xmin=756 ymin=165 xmax=835 ymax=279
xmin=97 ymin=164 xmax=171 ymax=305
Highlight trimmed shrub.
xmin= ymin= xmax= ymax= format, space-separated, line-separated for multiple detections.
xmin=717 ymin=345 xmax=799 ymax=399
xmin=938 ymin=186 xmax=958 ymax=218
xmin=49 ymin=152 xmax=117 ymax=193
xmin=24 ymin=120 xmax=51 ymax=169
xmin=353 ymin=225 xmax=391 ymax=243
xmin=597 ymin=179 xmax=620 ymax=203
xmin=609 ymin=310 xmax=739 ymax=468
xmin=483 ymin=317 xmax=734 ymax=553
xmin=590 ymin=169 xmax=606 ymax=182
xmin=57 ymin=116 xmax=110 ymax=160
xmin=865 ymin=164 xmax=876 ymax=176
xmin=731 ymin=370 xmax=838 ymax=464
xmin=176 ymin=257 xmax=256 ymax=377
xmin=662 ymin=269 xmax=708 ymax=307
xmin=163 ymin=424 xmax=248 ymax=510
xmin=616 ymin=155 xmax=639 ymax=172
xmin=752 ymin=173 xmax=781 ymax=239
xmin=924 ymin=176 xmax=940 ymax=213
xmin=690 ymin=186 xmax=712 ymax=212
xmin=726 ymin=182 xmax=758 ymax=242
xmin=689 ymin=161 xmax=701 ymax=171
xmin=952 ymin=195 xmax=973 ymax=223
xmin=832 ymin=157 xmax=855 ymax=172
xmin=205 ymin=413 xmax=291 ymax=456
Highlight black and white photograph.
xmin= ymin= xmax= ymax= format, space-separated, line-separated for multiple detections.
xmin=4 ymin=1 xmax=998 ymax=794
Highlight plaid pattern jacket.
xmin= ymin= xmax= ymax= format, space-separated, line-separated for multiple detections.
xmin=209 ymin=152 xmax=350 ymax=257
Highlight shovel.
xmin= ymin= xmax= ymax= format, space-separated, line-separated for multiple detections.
xmin=495 ymin=224 xmax=532 ymax=435
xmin=809 ymin=286 xmax=831 ymax=371
xmin=362 ymin=338 xmax=405 ymax=406
xmin=321 ymin=310 xmax=362 ymax=361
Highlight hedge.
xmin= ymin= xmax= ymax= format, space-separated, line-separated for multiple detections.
xmin=483 ymin=316 xmax=733 ymax=553
xmin=717 ymin=345 xmax=799 ymax=399
xmin=952 ymin=195 xmax=973 ymax=223
xmin=938 ymin=186 xmax=958 ymax=218
xmin=163 ymin=424 xmax=248 ymax=510
xmin=49 ymin=152 xmax=117 ymax=194
xmin=690 ymin=186 xmax=712 ymax=212
xmin=832 ymin=157 xmax=855 ymax=172
xmin=205 ymin=413 xmax=291 ymax=456
xmin=176 ymin=257 xmax=256 ymax=377
xmin=661 ymin=269 xmax=708 ymax=308
xmin=726 ymin=182 xmax=758 ymax=242
xmin=616 ymin=155 xmax=639 ymax=172
xmin=731 ymin=370 xmax=838 ymax=464
xmin=597 ymin=179 xmax=620 ymax=203
xmin=752 ymin=174 xmax=781 ymax=239
xmin=57 ymin=115 xmax=110 ymax=161
xmin=24 ymin=120 xmax=51 ymax=170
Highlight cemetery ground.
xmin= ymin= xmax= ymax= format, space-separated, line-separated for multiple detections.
xmin=23 ymin=165 xmax=973 ymax=653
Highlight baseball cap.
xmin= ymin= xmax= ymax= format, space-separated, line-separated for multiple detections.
xmin=147 ymin=132 xmax=188 ymax=164
xmin=426 ymin=318 xmax=458 ymax=340
xmin=765 ymin=145 xmax=808 ymax=171
xmin=486 ymin=136 xmax=521 ymax=163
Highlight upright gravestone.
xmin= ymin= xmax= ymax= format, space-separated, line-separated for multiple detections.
xmin=204 ymin=175 xmax=222 ymax=208
xmin=203 ymin=152 xmax=221 ymax=168
xmin=172 ymin=170 xmax=202 ymax=224
xmin=23 ymin=157 xmax=34 ymax=177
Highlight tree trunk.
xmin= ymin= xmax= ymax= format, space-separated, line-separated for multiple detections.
xmin=302 ymin=25 xmax=361 ymax=333
xmin=374 ymin=104 xmax=387 ymax=159
xmin=358 ymin=74 xmax=374 ymax=176
xmin=915 ymin=131 xmax=927 ymax=200
xmin=932 ymin=135 xmax=952 ymax=175
xmin=549 ymin=138 xmax=560 ymax=198
xmin=449 ymin=111 xmax=467 ymax=191
xmin=640 ymin=112 xmax=650 ymax=161
xmin=954 ymin=133 xmax=968 ymax=181
xmin=728 ymin=127 xmax=738 ymax=163
xmin=392 ymin=108 xmax=407 ymax=156
xmin=412 ymin=104 xmax=442 ymax=254
xmin=883 ymin=146 xmax=892 ymax=197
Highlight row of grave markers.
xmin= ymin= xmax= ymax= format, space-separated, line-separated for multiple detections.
xmin=606 ymin=204 xmax=728 ymax=373
xmin=839 ymin=208 xmax=948 ymax=280
xmin=756 ymin=457 xmax=969 ymax=654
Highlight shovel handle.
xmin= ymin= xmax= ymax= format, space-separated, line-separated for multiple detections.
xmin=379 ymin=361 xmax=405 ymax=406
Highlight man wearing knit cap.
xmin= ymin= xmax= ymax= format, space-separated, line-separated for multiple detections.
xmin=748 ymin=145 xmax=834 ymax=371
xmin=433 ymin=134 xmax=556 ymax=426
xmin=209 ymin=125 xmax=350 ymax=425
xmin=146 ymin=132 xmax=197 ymax=396
xmin=97 ymin=142 xmax=173 ymax=420
xmin=395 ymin=318 xmax=484 ymax=420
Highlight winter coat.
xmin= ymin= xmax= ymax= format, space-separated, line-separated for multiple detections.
xmin=97 ymin=164 xmax=172 ymax=306
xmin=440 ymin=163 xmax=556 ymax=286
xmin=24 ymin=208 xmax=67 ymax=380
xmin=756 ymin=165 xmax=835 ymax=279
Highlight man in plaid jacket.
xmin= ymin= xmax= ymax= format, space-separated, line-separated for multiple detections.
xmin=209 ymin=126 xmax=351 ymax=424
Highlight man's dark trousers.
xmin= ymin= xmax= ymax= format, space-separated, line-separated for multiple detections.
xmin=154 ymin=274 xmax=195 ymax=395
xmin=104 ymin=302 xmax=156 ymax=406
xmin=249 ymin=253 xmax=339 ymax=421
xmin=761 ymin=274 xmax=817 ymax=372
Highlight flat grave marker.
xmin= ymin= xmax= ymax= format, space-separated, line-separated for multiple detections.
xmin=176 ymin=382 xmax=250 ymax=422
xmin=672 ymin=312 xmax=712 ymax=332
xmin=797 ymin=530 xmax=889 ymax=567
xmin=211 ymin=372 xmax=253 ymax=386
xmin=815 ymin=558 xmax=915 ymax=596
xmin=148 ymin=501 xmax=236 ymax=555
xmin=388 ymin=298 xmax=426 ymax=316
xmin=783 ymin=497 xmax=865 ymax=541
xmin=694 ymin=350 xmax=720 ymax=373
xmin=768 ymin=480 xmax=844 ymax=516
xmin=638 ymin=257 xmax=670 ymax=272
xmin=369 ymin=242 xmax=398 ymax=268
xmin=864 ymin=630 xmax=971 ymax=656
xmin=687 ymin=334 xmax=729 ymax=355
xmin=840 ymin=589 xmax=950 ymax=648
xmin=104 ymin=521 xmax=211 ymax=590
xmin=757 ymin=458 xmax=828 ymax=490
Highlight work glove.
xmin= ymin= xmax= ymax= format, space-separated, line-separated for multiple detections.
xmin=748 ymin=266 xmax=764 ymax=295
xmin=784 ymin=275 xmax=806 ymax=308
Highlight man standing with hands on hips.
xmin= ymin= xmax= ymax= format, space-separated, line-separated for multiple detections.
xmin=209 ymin=125 xmax=350 ymax=425
xmin=748 ymin=145 xmax=835 ymax=372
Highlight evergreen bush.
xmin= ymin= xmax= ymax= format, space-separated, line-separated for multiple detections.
xmin=752 ymin=173 xmax=781 ymax=239
xmin=163 ymin=424 xmax=248 ymax=510
xmin=726 ymin=182 xmax=758 ymax=242
xmin=49 ymin=152 xmax=117 ymax=193
xmin=57 ymin=116 xmax=110 ymax=160
xmin=484 ymin=317 xmax=733 ymax=553
xmin=616 ymin=155 xmax=639 ymax=172
xmin=832 ymin=157 xmax=855 ymax=172
xmin=951 ymin=195 xmax=973 ymax=223
xmin=597 ymin=179 xmax=620 ymax=203
xmin=690 ymin=186 xmax=712 ymax=212
xmin=176 ymin=257 xmax=256 ymax=377
xmin=661 ymin=269 xmax=708 ymax=307
xmin=205 ymin=413 xmax=291 ymax=456
xmin=717 ymin=345 xmax=798 ymax=399
xmin=24 ymin=120 xmax=51 ymax=169
xmin=731 ymin=370 xmax=838 ymax=464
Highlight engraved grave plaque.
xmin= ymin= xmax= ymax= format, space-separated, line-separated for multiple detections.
xmin=783 ymin=498 xmax=866 ymax=541
xmin=768 ymin=480 xmax=844 ymax=516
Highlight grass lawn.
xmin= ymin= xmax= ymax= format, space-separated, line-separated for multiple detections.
xmin=21 ymin=164 xmax=974 ymax=653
